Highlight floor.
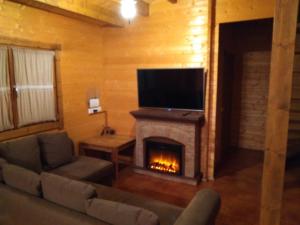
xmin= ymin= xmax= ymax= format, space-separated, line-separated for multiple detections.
xmin=113 ymin=149 xmax=300 ymax=225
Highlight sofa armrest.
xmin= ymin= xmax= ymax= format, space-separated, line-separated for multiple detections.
xmin=173 ymin=189 xmax=221 ymax=225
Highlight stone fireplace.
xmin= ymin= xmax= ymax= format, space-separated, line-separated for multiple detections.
xmin=131 ymin=109 xmax=204 ymax=185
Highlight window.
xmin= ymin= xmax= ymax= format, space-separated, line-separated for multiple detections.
xmin=0 ymin=40 xmax=62 ymax=140
xmin=13 ymin=47 xmax=57 ymax=126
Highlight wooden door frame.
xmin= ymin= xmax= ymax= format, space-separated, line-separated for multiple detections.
xmin=260 ymin=0 xmax=299 ymax=224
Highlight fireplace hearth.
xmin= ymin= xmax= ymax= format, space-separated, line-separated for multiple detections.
xmin=145 ymin=137 xmax=183 ymax=176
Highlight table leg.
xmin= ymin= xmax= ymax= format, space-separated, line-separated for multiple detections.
xmin=79 ymin=144 xmax=86 ymax=156
xmin=111 ymin=150 xmax=119 ymax=180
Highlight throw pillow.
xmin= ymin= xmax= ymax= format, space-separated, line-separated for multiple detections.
xmin=38 ymin=132 xmax=73 ymax=169
xmin=1 ymin=136 xmax=42 ymax=173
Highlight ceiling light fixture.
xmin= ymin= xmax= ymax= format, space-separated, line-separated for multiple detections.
xmin=121 ymin=0 xmax=137 ymax=21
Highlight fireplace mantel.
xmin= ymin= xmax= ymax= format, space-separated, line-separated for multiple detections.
xmin=131 ymin=108 xmax=205 ymax=185
xmin=130 ymin=108 xmax=205 ymax=124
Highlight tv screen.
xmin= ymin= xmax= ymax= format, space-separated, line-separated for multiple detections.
xmin=137 ymin=68 xmax=205 ymax=110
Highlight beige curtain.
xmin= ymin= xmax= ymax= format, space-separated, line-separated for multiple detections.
xmin=0 ymin=47 xmax=13 ymax=131
xmin=13 ymin=47 xmax=56 ymax=127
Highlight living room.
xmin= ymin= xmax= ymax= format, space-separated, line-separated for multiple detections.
xmin=0 ymin=0 xmax=299 ymax=225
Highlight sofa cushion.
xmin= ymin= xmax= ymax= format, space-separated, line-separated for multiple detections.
xmin=2 ymin=164 xmax=41 ymax=196
xmin=0 ymin=158 xmax=7 ymax=182
xmin=50 ymin=156 xmax=113 ymax=182
xmin=85 ymin=198 xmax=159 ymax=225
xmin=0 ymin=136 xmax=42 ymax=173
xmin=41 ymin=172 xmax=96 ymax=213
xmin=38 ymin=132 xmax=74 ymax=169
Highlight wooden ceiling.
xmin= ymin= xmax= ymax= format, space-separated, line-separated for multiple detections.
xmin=8 ymin=0 xmax=177 ymax=27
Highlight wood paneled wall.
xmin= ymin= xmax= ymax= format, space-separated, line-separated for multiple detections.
xmin=102 ymin=0 xmax=208 ymax=134
xmin=102 ymin=0 xmax=209 ymax=177
xmin=0 ymin=1 xmax=106 ymax=151
xmin=102 ymin=0 xmax=276 ymax=179
xmin=216 ymin=0 xmax=274 ymax=23
xmin=0 ymin=0 xmax=277 ymax=179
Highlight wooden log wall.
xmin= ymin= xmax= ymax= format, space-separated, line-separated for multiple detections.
xmin=231 ymin=51 xmax=271 ymax=151
xmin=288 ymin=34 xmax=300 ymax=156
xmin=0 ymin=1 xmax=106 ymax=151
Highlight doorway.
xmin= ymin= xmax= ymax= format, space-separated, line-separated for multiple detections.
xmin=215 ymin=19 xmax=273 ymax=176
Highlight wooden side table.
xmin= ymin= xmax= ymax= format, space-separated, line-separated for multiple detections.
xmin=79 ymin=135 xmax=135 ymax=180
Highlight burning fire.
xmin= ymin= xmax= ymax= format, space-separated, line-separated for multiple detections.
xmin=149 ymin=153 xmax=179 ymax=174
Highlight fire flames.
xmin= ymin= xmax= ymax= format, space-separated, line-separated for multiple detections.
xmin=149 ymin=153 xmax=179 ymax=174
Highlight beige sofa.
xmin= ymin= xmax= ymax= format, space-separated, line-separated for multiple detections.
xmin=0 ymin=133 xmax=221 ymax=225
xmin=0 ymin=167 xmax=220 ymax=225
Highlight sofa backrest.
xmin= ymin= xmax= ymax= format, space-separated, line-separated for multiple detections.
xmin=1 ymin=165 xmax=162 ymax=225
xmin=0 ymin=136 xmax=42 ymax=173
xmin=0 ymin=131 xmax=75 ymax=172
xmin=41 ymin=172 xmax=96 ymax=213
xmin=0 ymin=184 xmax=110 ymax=225
xmin=85 ymin=198 xmax=159 ymax=225
xmin=2 ymin=163 xmax=41 ymax=196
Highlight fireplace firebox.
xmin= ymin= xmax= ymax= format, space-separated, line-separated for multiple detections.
xmin=144 ymin=137 xmax=184 ymax=176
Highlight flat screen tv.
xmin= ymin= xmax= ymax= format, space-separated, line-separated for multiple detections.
xmin=137 ymin=68 xmax=205 ymax=111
